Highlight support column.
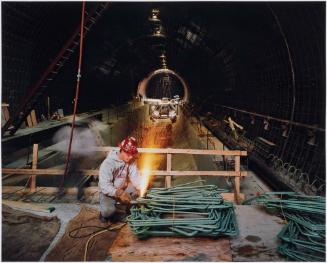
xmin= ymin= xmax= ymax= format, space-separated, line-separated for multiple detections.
xmin=165 ymin=153 xmax=172 ymax=188
xmin=31 ymin=144 xmax=38 ymax=192
xmin=234 ymin=155 xmax=241 ymax=204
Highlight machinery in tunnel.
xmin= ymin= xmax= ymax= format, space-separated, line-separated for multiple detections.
xmin=148 ymin=97 xmax=179 ymax=123
xmin=1 ymin=1 xmax=326 ymax=262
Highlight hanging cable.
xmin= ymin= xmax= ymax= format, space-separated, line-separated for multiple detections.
xmin=59 ymin=1 xmax=86 ymax=192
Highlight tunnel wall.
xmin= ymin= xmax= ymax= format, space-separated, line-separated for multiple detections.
xmin=107 ymin=103 xmax=223 ymax=177
xmin=177 ymin=110 xmax=228 ymax=187
xmin=100 ymin=102 xmax=145 ymax=146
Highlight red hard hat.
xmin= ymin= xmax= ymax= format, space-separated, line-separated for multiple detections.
xmin=119 ymin=137 xmax=138 ymax=155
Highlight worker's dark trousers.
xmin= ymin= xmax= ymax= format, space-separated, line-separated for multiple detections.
xmin=99 ymin=183 xmax=138 ymax=218
xmin=99 ymin=193 xmax=116 ymax=218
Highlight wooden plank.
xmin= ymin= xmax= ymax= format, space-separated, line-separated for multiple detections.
xmin=258 ymin=137 xmax=276 ymax=146
xmin=221 ymin=193 xmax=244 ymax=202
xmin=155 ymin=171 xmax=248 ymax=176
xmin=1 ymin=111 xmax=7 ymax=127
xmin=94 ymin=147 xmax=247 ymax=156
xmin=2 ymin=186 xmax=99 ymax=196
xmin=2 ymin=186 xmax=243 ymax=204
xmin=165 ymin=153 xmax=172 ymax=188
xmin=2 ymin=106 xmax=10 ymax=121
xmin=2 ymin=168 xmax=99 ymax=176
xmin=26 ymin=114 xmax=33 ymax=127
xmin=2 ymin=168 xmax=247 ymax=177
xmin=30 ymin=144 xmax=38 ymax=192
xmin=109 ymin=225 xmax=232 ymax=261
xmin=30 ymin=110 xmax=37 ymax=126
xmin=2 ymin=173 xmax=15 ymax=180
xmin=234 ymin=156 xmax=241 ymax=204
xmin=2 ymin=186 xmax=31 ymax=194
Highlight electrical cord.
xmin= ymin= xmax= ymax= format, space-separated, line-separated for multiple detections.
xmin=69 ymin=225 xmax=109 ymax=239
xmin=83 ymin=223 xmax=126 ymax=261
xmin=67 ymin=222 xmax=126 ymax=261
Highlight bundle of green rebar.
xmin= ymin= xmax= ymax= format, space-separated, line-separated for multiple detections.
xmin=127 ymin=182 xmax=238 ymax=239
xmin=243 ymin=192 xmax=326 ymax=261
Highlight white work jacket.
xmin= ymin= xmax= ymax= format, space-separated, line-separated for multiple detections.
xmin=98 ymin=150 xmax=141 ymax=197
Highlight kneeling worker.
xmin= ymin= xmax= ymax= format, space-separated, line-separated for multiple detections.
xmin=98 ymin=136 xmax=141 ymax=223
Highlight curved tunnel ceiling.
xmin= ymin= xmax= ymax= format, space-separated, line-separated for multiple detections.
xmin=1 ymin=2 xmax=326 ymax=192
xmin=2 ymin=2 xmax=325 ymax=126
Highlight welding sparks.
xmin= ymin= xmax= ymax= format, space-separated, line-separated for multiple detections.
xmin=138 ymin=124 xmax=169 ymax=197
xmin=139 ymin=151 xmax=158 ymax=197
xmin=140 ymin=167 xmax=151 ymax=197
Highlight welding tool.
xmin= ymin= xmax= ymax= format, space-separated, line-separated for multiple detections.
xmin=116 ymin=188 xmax=132 ymax=204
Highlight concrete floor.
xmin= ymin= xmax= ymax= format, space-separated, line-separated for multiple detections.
xmin=7 ymin=202 xmax=97 ymax=261
xmin=231 ymin=205 xmax=285 ymax=261
xmin=241 ymin=169 xmax=273 ymax=199
xmin=5 ymin=201 xmax=286 ymax=261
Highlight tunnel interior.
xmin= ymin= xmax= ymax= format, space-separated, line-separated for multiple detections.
xmin=1 ymin=2 xmax=326 ymax=261
xmin=145 ymin=72 xmax=185 ymax=99
xmin=1 ymin=2 xmax=326 ymax=194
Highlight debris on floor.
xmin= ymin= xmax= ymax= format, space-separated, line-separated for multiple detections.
xmin=2 ymin=204 xmax=60 ymax=261
xmin=45 ymin=205 xmax=119 ymax=261
xmin=109 ymin=225 xmax=232 ymax=261
xmin=230 ymin=205 xmax=285 ymax=261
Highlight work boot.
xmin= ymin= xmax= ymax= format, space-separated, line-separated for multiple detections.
xmin=99 ymin=213 xmax=109 ymax=223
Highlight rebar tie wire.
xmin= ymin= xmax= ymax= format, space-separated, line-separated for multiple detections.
xmin=127 ymin=184 xmax=238 ymax=239
xmin=242 ymin=192 xmax=326 ymax=261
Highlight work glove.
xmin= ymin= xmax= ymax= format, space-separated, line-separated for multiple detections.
xmin=130 ymin=191 xmax=139 ymax=200
xmin=116 ymin=189 xmax=132 ymax=204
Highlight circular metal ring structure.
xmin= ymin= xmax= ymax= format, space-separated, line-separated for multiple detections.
xmin=137 ymin=68 xmax=189 ymax=102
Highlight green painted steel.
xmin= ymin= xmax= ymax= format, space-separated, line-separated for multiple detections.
xmin=243 ymin=192 xmax=326 ymax=261
xmin=127 ymin=184 xmax=238 ymax=239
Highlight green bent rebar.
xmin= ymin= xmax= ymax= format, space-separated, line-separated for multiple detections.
xmin=127 ymin=184 xmax=238 ymax=239
xmin=243 ymin=192 xmax=326 ymax=261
